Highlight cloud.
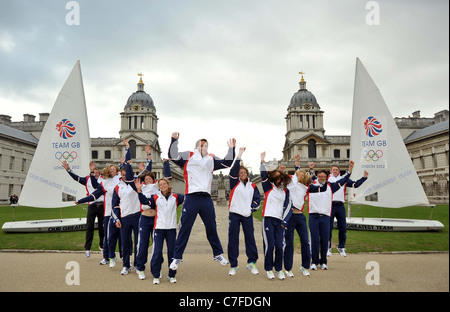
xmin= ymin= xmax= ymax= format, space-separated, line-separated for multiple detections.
xmin=0 ymin=0 xmax=448 ymax=170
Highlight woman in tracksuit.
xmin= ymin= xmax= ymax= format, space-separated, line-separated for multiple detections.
xmin=76 ymin=163 xmax=121 ymax=265
xmin=111 ymin=162 xmax=141 ymax=275
xmin=168 ymin=132 xmax=235 ymax=271
xmin=135 ymin=177 xmax=184 ymax=284
xmin=284 ymin=154 xmax=312 ymax=278
xmin=227 ymin=147 xmax=261 ymax=276
xmin=307 ymin=160 xmax=354 ymax=270
xmin=133 ymin=159 xmax=172 ymax=280
xmin=260 ymin=152 xmax=292 ymax=280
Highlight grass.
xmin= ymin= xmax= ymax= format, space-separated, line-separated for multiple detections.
xmin=253 ymin=203 xmax=449 ymax=253
xmin=0 ymin=203 xmax=448 ymax=253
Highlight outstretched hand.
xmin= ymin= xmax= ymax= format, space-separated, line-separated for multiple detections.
xmin=227 ymin=138 xmax=236 ymax=148
xmin=172 ymin=132 xmax=179 ymax=140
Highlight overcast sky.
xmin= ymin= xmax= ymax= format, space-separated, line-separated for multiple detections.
xmin=0 ymin=0 xmax=448 ymax=172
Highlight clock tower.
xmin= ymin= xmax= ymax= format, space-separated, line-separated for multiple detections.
xmin=119 ymin=73 xmax=161 ymax=161
xmin=283 ymin=72 xmax=326 ymax=161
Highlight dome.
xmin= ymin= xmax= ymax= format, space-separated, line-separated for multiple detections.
xmin=124 ymin=78 xmax=156 ymax=111
xmin=288 ymin=74 xmax=320 ymax=109
xmin=289 ymin=89 xmax=319 ymax=109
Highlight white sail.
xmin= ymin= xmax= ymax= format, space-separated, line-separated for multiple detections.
xmin=19 ymin=61 xmax=91 ymax=208
xmin=349 ymin=58 xmax=430 ymax=208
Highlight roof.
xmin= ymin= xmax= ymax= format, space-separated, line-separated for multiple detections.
xmin=0 ymin=123 xmax=39 ymax=145
xmin=404 ymin=120 xmax=449 ymax=143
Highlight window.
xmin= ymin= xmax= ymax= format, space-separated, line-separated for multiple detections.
xmin=129 ymin=140 xmax=137 ymax=159
xmin=308 ymin=139 xmax=316 ymax=158
xmin=21 ymin=159 xmax=26 ymax=172
xmin=9 ymin=156 xmax=15 ymax=170
xmin=105 ymin=150 xmax=111 ymax=159
xmin=299 ymin=115 xmax=303 ymax=128
xmin=128 ymin=117 xmax=132 ymax=129
xmin=347 ymin=149 xmax=350 ymax=158
xmin=134 ymin=116 xmax=137 ymax=129
xmin=141 ymin=116 xmax=144 ymax=129
xmin=334 ymin=149 xmax=341 ymax=158
xmin=92 ymin=150 xmax=98 ymax=159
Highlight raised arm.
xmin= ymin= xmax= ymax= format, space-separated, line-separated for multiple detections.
xmin=260 ymin=152 xmax=272 ymax=194
xmin=168 ymin=132 xmax=191 ymax=168
xmin=213 ymin=138 xmax=236 ymax=171
xmin=229 ymin=147 xmax=245 ymax=189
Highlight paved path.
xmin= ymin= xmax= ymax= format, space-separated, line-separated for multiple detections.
xmin=0 ymin=202 xmax=448 ymax=292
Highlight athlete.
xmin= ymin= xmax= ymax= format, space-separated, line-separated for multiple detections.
xmin=227 ymin=147 xmax=261 ymax=276
xmin=135 ymin=177 xmax=184 ymax=284
xmin=308 ymin=160 xmax=354 ymax=270
xmin=260 ymin=152 xmax=292 ymax=280
xmin=63 ymin=160 xmax=104 ymax=257
xmin=168 ymin=132 xmax=235 ymax=271
xmin=328 ymin=165 xmax=368 ymax=257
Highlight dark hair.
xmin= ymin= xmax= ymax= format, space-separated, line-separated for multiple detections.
xmin=140 ymin=170 xmax=156 ymax=182
xmin=268 ymin=169 xmax=291 ymax=189
xmin=195 ymin=138 xmax=208 ymax=149
xmin=239 ymin=166 xmax=249 ymax=175
xmin=317 ymin=170 xmax=328 ymax=176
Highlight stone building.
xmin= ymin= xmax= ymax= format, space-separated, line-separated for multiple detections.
xmin=0 ymin=123 xmax=38 ymax=204
xmin=404 ymin=120 xmax=449 ymax=204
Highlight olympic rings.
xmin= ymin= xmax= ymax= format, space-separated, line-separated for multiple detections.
xmin=55 ymin=151 xmax=78 ymax=163
xmin=363 ymin=149 xmax=383 ymax=162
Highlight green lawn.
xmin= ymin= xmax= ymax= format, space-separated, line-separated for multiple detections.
xmin=253 ymin=203 xmax=449 ymax=253
xmin=0 ymin=203 xmax=448 ymax=253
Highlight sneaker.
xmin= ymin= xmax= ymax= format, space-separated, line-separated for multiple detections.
xmin=229 ymin=267 xmax=238 ymax=276
xmin=300 ymin=266 xmax=311 ymax=277
xmin=120 ymin=267 xmax=131 ymax=275
xmin=285 ymin=270 xmax=294 ymax=278
xmin=321 ymin=263 xmax=328 ymax=270
xmin=337 ymin=248 xmax=347 ymax=257
xmin=137 ymin=270 xmax=146 ymax=280
xmin=311 ymin=263 xmax=318 ymax=271
xmin=85 ymin=250 xmax=91 ymax=257
xmin=99 ymin=258 xmax=109 ymax=265
xmin=169 ymin=259 xmax=182 ymax=270
xmin=246 ymin=262 xmax=259 ymax=275
xmin=168 ymin=276 xmax=177 ymax=283
xmin=327 ymin=248 xmax=332 ymax=257
xmin=213 ymin=254 xmax=229 ymax=265
xmin=266 ymin=270 xmax=275 ymax=280
xmin=153 ymin=278 xmax=160 ymax=285
xmin=109 ymin=257 xmax=117 ymax=268
xmin=276 ymin=270 xmax=286 ymax=280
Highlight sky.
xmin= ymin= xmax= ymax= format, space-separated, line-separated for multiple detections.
xmin=0 ymin=0 xmax=448 ymax=172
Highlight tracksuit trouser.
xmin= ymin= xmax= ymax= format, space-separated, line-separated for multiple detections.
xmin=309 ymin=213 xmax=330 ymax=266
xmin=227 ymin=212 xmax=258 ymax=268
xmin=284 ymin=212 xmax=311 ymax=270
xmin=173 ymin=192 xmax=223 ymax=260
xmin=135 ymin=215 xmax=155 ymax=272
xmin=151 ymin=229 xmax=177 ymax=278
xmin=329 ymin=202 xmax=347 ymax=249
xmin=85 ymin=202 xmax=104 ymax=251
xmin=262 ymin=217 xmax=284 ymax=272
xmin=121 ymin=211 xmax=140 ymax=269
xmin=108 ymin=217 xmax=122 ymax=260
xmin=102 ymin=216 xmax=110 ymax=260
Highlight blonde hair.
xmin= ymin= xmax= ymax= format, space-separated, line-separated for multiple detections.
xmin=295 ymin=168 xmax=312 ymax=186
xmin=102 ymin=164 xmax=119 ymax=178
xmin=158 ymin=178 xmax=172 ymax=194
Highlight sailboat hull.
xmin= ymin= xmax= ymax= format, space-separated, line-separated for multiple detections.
xmin=2 ymin=218 xmax=98 ymax=233
xmin=336 ymin=217 xmax=444 ymax=232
